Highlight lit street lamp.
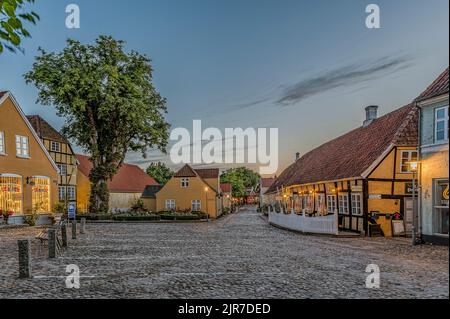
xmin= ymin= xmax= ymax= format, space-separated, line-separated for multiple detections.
xmin=408 ymin=160 xmax=421 ymax=246
xmin=204 ymin=187 xmax=209 ymax=222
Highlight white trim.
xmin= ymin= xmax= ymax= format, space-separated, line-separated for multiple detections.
xmin=0 ymin=131 xmax=5 ymax=155
xmin=0 ymin=173 xmax=22 ymax=178
xmin=435 ymin=106 xmax=449 ymax=143
xmin=0 ymin=92 xmax=59 ymax=172
xmin=416 ymin=93 xmax=449 ymax=107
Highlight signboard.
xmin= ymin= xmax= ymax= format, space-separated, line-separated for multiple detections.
xmin=351 ymin=185 xmax=363 ymax=192
xmin=369 ymin=194 xmax=382 ymax=200
xmin=68 ymin=202 xmax=76 ymax=219
xmin=438 ymin=182 xmax=449 ymax=207
xmin=392 ymin=220 xmax=405 ymax=236
xmin=405 ymin=183 xmax=413 ymax=195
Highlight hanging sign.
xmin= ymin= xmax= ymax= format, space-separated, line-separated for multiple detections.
xmin=68 ymin=202 xmax=76 ymax=219
xmin=405 ymin=183 xmax=414 ymax=194
xmin=351 ymin=185 xmax=363 ymax=192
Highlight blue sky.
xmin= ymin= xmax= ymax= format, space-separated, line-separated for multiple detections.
xmin=0 ymin=0 xmax=448 ymax=175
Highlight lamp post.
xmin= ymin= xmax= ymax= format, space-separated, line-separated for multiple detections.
xmin=204 ymin=187 xmax=209 ymax=222
xmin=408 ymin=161 xmax=420 ymax=246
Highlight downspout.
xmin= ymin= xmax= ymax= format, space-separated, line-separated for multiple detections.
xmin=416 ymin=103 xmax=423 ymax=242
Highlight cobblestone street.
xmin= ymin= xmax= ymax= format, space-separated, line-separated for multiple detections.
xmin=0 ymin=207 xmax=448 ymax=299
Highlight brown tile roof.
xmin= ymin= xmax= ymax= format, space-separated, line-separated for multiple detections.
xmin=196 ymin=168 xmax=219 ymax=179
xmin=173 ymin=164 xmax=197 ymax=177
xmin=261 ymin=177 xmax=276 ymax=188
xmin=266 ymin=104 xmax=418 ymax=194
xmin=220 ymin=183 xmax=231 ymax=193
xmin=26 ymin=115 xmax=68 ymax=143
xmin=76 ymin=154 xmax=158 ymax=193
xmin=416 ymin=68 xmax=449 ymax=102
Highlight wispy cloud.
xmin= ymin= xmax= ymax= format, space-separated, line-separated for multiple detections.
xmin=276 ymin=55 xmax=414 ymax=106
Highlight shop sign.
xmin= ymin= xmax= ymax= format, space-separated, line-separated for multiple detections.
xmin=405 ymin=183 xmax=414 ymax=194
xmin=439 ymin=183 xmax=449 ymax=207
xmin=351 ymin=185 xmax=363 ymax=192
xmin=369 ymin=194 xmax=382 ymax=199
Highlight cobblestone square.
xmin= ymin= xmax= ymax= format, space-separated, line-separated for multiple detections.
xmin=0 ymin=207 xmax=448 ymax=299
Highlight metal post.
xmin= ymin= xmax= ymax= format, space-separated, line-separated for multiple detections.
xmin=80 ymin=218 xmax=86 ymax=234
xmin=72 ymin=220 xmax=77 ymax=240
xmin=412 ymin=171 xmax=416 ymax=246
xmin=18 ymin=240 xmax=32 ymax=278
xmin=48 ymin=228 xmax=57 ymax=258
xmin=61 ymin=223 xmax=68 ymax=247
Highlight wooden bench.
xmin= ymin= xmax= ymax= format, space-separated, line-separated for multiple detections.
xmin=35 ymin=220 xmax=66 ymax=247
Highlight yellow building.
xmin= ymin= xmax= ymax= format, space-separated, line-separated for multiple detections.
xmin=156 ymin=164 xmax=223 ymax=218
xmin=27 ymin=115 xmax=78 ymax=208
xmin=76 ymin=154 xmax=159 ymax=213
xmin=265 ymin=104 xmax=419 ymax=237
xmin=0 ymin=92 xmax=59 ymax=224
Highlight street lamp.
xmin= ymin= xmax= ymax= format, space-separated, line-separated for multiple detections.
xmin=408 ymin=160 xmax=420 ymax=246
xmin=204 ymin=187 xmax=209 ymax=222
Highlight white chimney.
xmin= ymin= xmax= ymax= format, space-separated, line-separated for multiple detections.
xmin=363 ymin=105 xmax=378 ymax=127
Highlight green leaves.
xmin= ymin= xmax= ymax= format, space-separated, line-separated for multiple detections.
xmin=0 ymin=0 xmax=39 ymax=54
xmin=146 ymin=162 xmax=173 ymax=185
xmin=25 ymin=36 xmax=170 ymax=213
xmin=220 ymin=167 xmax=260 ymax=198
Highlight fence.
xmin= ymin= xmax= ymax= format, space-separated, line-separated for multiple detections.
xmin=268 ymin=207 xmax=338 ymax=235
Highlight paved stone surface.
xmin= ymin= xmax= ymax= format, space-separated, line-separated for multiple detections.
xmin=0 ymin=207 xmax=448 ymax=299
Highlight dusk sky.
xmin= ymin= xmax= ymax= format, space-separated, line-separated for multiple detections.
xmin=0 ymin=0 xmax=448 ymax=176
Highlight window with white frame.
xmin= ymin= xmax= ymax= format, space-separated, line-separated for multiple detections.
xmin=351 ymin=193 xmax=363 ymax=216
xmin=50 ymin=141 xmax=61 ymax=152
xmin=58 ymin=186 xmax=66 ymax=201
xmin=316 ymin=193 xmax=325 ymax=213
xmin=181 ymin=178 xmax=189 ymax=188
xmin=191 ymin=200 xmax=201 ymax=211
xmin=67 ymin=186 xmax=76 ymax=200
xmin=57 ymin=164 xmax=67 ymax=176
xmin=0 ymin=131 xmax=5 ymax=154
xmin=435 ymin=106 xmax=449 ymax=142
xmin=327 ymin=195 xmax=336 ymax=214
xmin=15 ymin=135 xmax=29 ymax=158
xmin=400 ymin=150 xmax=418 ymax=173
xmin=165 ymin=199 xmax=176 ymax=210
xmin=338 ymin=194 xmax=349 ymax=214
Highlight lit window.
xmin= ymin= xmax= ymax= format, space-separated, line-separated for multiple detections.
xmin=351 ymin=194 xmax=363 ymax=216
xmin=181 ymin=178 xmax=189 ymax=188
xmin=67 ymin=186 xmax=76 ymax=200
xmin=15 ymin=135 xmax=29 ymax=158
xmin=316 ymin=193 xmax=325 ymax=214
xmin=400 ymin=150 xmax=418 ymax=173
xmin=434 ymin=180 xmax=449 ymax=235
xmin=165 ymin=199 xmax=176 ymax=210
xmin=338 ymin=194 xmax=349 ymax=214
xmin=191 ymin=200 xmax=201 ymax=211
xmin=435 ymin=106 xmax=449 ymax=142
xmin=327 ymin=195 xmax=336 ymax=214
xmin=0 ymin=174 xmax=22 ymax=214
xmin=31 ymin=177 xmax=50 ymax=213
xmin=0 ymin=131 xmax=5 ymax=154
xmin=51 ymin=141 xmax=61 ymax=152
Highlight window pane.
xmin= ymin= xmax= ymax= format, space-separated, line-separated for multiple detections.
xmin=32 ymin=177 xmax=50 ymax=213
xmin=0 ymin=176 xmax=22 ymax=214
xmin=436 ymin=108 xmax=446 ymax=119
xmin=437 ymin=121 xmax=445 ymax=130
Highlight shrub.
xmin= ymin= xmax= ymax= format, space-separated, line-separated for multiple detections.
xmin=23 ymin=211 xmax=39 ymax=226
xmin=222 ymin=207 xmax=231 ymax=215
xmin=113 ymin=215 xmax=160 ymax=221
xmin=160 ymin=214 xmax=201 ymax=221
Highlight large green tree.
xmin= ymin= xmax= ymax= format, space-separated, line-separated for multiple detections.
xmin=146 ymin=162 xmax=173 ymax=185
xmin=220 ymin=167 xmax=260 ymax=198
xmin=0 ymin=0 xmax=39 ymax=54
xmin=25 ymin=36 xmax=170 ymax=214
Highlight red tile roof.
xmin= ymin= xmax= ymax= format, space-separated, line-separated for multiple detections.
xmin=196 ymin=168 xmax=219 ymax=179
xmin=416 ymin=68 xmax=449 ymax=102
xmin=76 ymin=154 xmax=158 ymax=193
xmin=261 ymin=178 xmax=276 ymax=188
xmin=266 ymin=104 xmax=418 ymax=194
xmin=220 ymin=183 xmax=232 ymax=193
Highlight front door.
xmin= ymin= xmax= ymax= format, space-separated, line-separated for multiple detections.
xmin=404 ymin=198 xmax=414 ymax=234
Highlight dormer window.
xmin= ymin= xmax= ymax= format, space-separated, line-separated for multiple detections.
xmin=435 ymin=106 xmax=449 ymax=142
xmin=181 ymin=178 xmax=189 ymax=188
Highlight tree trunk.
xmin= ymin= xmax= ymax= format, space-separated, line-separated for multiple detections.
xmin=89 ymin=178 xmax=110 ymax=214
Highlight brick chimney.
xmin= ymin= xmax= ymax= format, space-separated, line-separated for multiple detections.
xmin=363 ymin=105 xmax=378 ymax=127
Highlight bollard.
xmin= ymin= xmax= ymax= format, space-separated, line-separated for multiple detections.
xmin=48 ymin=228 xmax=57 ymax=258
xmin=61 ymin=223 xmax=68 ymax=247
xmin=18 ymin=240 xmax=32 ymax=278
xmin=72 ymin=220 xmax=77 ymax=240
xmin=80 ymin=218 xmax=86 ymax=234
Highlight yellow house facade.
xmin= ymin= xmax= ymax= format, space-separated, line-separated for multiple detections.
xmin=266 ymin=104 xmax=419 ymax=237
xmin=156 ymin=164 xmax=223 ymax=218
xmin=0 ymin=92 xmax=59 ymax=224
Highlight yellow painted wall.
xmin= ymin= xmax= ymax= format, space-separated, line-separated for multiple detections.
xmin=0 ymin=96 xmax=59 ymax=215
xmin=142 ymin=198 xmax=157 ymax=212
xmin=156 ymin=175 xmax=219 ymax=218
xmin=76 ymin=170 xmax=91 ymax=213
